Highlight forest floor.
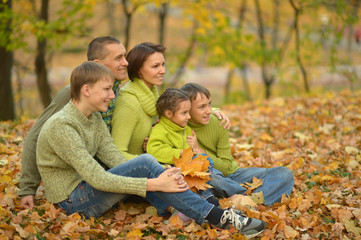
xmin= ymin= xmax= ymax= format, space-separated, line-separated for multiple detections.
xmin=0 ymin=90 xmax=360 ymax=239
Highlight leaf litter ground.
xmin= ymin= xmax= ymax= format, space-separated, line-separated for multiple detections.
xmin=0 ymin=90 xmax=360 ymax=239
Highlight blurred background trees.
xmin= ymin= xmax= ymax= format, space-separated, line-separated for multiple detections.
xmin=0 ymin=0 xmax=360 ymax=120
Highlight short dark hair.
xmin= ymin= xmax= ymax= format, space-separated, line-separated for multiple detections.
xmin=126 ymin=42 xmax=166 ymax=81
xmin=156 ymin=88 xmax=190 ymax=117
xmin=87 ymin=36 xmax=121 ymax=61
xmin=181 ymin=83 xmax=211 ymax=101
xmin=70 ymin=61 xmax=114 ymax=101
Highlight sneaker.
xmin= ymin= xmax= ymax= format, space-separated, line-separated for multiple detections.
xmin=213 ymin=208 xmax=266 ymax=238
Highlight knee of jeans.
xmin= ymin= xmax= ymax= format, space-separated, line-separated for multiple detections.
xmin=139 ymin=154 xmax=159 ymax=165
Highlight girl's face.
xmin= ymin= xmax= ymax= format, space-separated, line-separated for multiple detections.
xmin=139 ymin=52 xmax=165 ymax=88
xmin=166 ymin=100 xmax=192 ymax=128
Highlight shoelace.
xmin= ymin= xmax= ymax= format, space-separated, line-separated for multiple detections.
xmin=221 ymin=209 xmax=249 ymax=230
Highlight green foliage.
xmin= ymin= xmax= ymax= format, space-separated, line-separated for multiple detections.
xmin=0 ymin=0 xmax=94 ymax=51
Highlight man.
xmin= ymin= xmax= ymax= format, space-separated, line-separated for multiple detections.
xmin=181 ymin=83 xmax=294 ymax=206
xmin=18 ymin=36 xmax=128 ymax=208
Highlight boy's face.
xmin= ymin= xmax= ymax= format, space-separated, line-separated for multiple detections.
xmin=86 ymin=76 xmax=115 ymax=113
xmin=189 ymin=93 xmax=212 ymax=125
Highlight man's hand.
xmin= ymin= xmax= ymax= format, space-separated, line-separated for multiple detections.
xmin=212 ymin=109 xmax=231 ymax=130
xmin=147 ymin=167 xmax=189 ymax=192
xmin=20 ymin=195 xmax=35 ymax=209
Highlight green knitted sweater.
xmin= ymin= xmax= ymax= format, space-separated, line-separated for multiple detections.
xmin=188 ymin=115 xmax=239 ymax=176
xmin=37 ymin=101 xmax=147 ymax=203
xmin=111 ymin=78 xmax=159 ymax=159
xmin=147 ymin=116 xmax=193 ymax=164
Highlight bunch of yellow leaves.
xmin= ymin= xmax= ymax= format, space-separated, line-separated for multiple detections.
xmin=172 ymin=148 xmax=212 ymax=192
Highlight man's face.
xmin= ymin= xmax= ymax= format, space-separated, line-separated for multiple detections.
xmin=189 ymin=93 xmax=212 ymax=125
xmin=95 ymin=43 xmax=128 ymax=81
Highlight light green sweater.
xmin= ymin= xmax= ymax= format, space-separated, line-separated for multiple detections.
xmin=147 ymin=117 xmax=193 ymax=164
xmin=111 ymin=78 xmax=159 ymax=159
xmin=188 ymin=115 xmax=239 ymax=176
xmin=37 ymin=101 xmax=147 ymax=203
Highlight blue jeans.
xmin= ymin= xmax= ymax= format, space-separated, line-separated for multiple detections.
xmin=57 ymin=154 xmax=214 ymax=224
xmin=210 ymin=167 xmax=294 ymax=206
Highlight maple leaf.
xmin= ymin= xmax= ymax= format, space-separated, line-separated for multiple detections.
xmin=240 ymin=177 xmax=263 ymax=195
xmin=172 ymin=148 xmax=212 ymax=192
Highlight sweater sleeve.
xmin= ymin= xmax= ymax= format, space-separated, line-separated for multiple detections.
xmin=46 ymin=121 xmax=147 ymax=197
xmin=95 ymin=117 xmax=129 ymax=168
xmin=204 ymin=125 xmax=238 ymax=176
xmin=111 ymin=96 xmax=140 ymax=160
xmin=147 ymin=125 xmax=182 ymax=165
xmin=18 ymin=85 xmax=70 ymax=197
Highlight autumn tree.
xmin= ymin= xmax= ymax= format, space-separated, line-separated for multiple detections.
xmin=0 ymin=0 xmax=15 ymax=120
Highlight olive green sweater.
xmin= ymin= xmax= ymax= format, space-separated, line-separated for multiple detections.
xmin=111 ymin=78 xmax=159 ymax=159
xmin=147 ymin=117 xmax=193 ymax=164
xmin=188 ymin=115 xmax=239 ymax=176
xmin=37 ymin=101 xmax=147 ymax=203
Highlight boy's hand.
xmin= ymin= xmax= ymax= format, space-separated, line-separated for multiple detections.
xmin=20 ymin=195 xmax=34 ymax=209
xmin=212 ymin=110 xmax=231 ymax=130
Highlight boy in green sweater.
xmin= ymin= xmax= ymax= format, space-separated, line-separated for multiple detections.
xmin=181 ymin=83 xmax=294 ymax=206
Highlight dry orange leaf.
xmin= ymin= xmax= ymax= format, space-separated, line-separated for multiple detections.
xmin=173 ymin=148 xmax=212 ymax=192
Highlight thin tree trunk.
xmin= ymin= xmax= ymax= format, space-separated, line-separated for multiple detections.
xmin=225 ymin=68 xmax=235 ymax=103
xmin=255 ymin=0 xmax=274 ymax=99
xmin=122 ymin=0 xmax=132 ymax=50
xmin=168 ymin=20 xmax=198 ymax=87
xmin=106 ymin=0 xmax=117 ymax=36
xmin=0 ymin=0 xmax=15 ymax=120
xmin=289 ymin=0 xmax=309 ymax=93
xmin=35 ymin=0 xmax=51 ymax=108
xmin=158 ymin=2 xmax=168 ymax=45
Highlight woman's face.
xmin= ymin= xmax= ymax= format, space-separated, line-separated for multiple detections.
xmin=138 ymin=52 xmax=165 ymax=88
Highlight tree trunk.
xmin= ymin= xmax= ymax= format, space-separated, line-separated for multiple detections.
xmin=289 ymin=0 xmax=309 ymax=93
xmin=122 ymin=0 xmax=136 ymax=50
xmin=224 ymin=68 xmax=235 ymax=103
xmin=106 ymin=0 xmax=117 ymax=36
xmin=158 ymin=2 xmax=168 ymax=45
xmin=35 ymin=0 xmax=51 ymax=108
xmin=0 ymin=0 xmax=15 ymax=121
xmin=254 ymin=0 xmax=274 ymax=99
xmin=168 ymin=20 xmax=198 ymax=87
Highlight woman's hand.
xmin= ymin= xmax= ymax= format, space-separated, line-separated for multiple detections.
xmin=212 ymin=109 xmax=231 ymax=130
xmin=147 ymin=167 xmax=189 ymax=192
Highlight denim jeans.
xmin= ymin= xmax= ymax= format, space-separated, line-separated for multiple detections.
xmin=210 ymin=167 xmax=294 ymax=206
xmin=57 ymin=154 xmax=214 ymax=224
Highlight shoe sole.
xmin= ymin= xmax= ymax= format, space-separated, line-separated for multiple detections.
xmin=244 ymin=229 xmax=265 ymax=239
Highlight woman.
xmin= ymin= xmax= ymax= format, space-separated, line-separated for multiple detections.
xmin=111 ymin=42 xmax=229 ymax=159
xmin=36 ymin=61 xmax=266 ymax=238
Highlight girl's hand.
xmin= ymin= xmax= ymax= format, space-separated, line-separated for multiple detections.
xmin=147 ymin=168 xmax=189 ymax=192
xmin=187 ymin=131 xmax=205 ymax=154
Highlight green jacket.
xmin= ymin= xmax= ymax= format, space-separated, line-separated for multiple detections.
xmin=37 ymin=101 xmax=147 ymax=203
xmin=188 ymin=115 xmax=239 ymax=176
xmin=147 ymin=116 xmax=193 ymax=164
xmin=111 ymin=78 xmax=159 ymax=159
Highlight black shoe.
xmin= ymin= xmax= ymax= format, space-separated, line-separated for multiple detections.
xmin=213 ymin=208 xmax=266 ymax=238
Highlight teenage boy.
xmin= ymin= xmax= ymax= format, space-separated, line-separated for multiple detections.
xmin=18 ymin=36 xmax=128 ymax=209
xmin=181 ymin=83 xmax=294 ymax=206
